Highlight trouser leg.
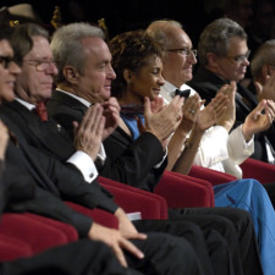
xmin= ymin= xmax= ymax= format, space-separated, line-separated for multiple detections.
xmin=175 ymin=207 xmax=263 ymax=275
xmin=128 ymin=231 xmax=203 ymax=275
xmin=1 ymin=239 xmax=139 ymax=275
xmin=135 ymin=219 xmax=233 ymax=275
xmin=169 ymin=209 xmax=240 ymax=275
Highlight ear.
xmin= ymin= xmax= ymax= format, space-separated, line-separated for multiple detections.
xmin=263 ymin=64 xmax=270 ymax=77
xmin=123 ymin=69 xmax=133 ymax=84
xmin=62 ymin=65 xmax=80 ymax=85
xmin=207 ymin=52 xmax=220 ymax=69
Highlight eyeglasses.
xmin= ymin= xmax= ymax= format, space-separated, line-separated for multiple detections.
xmin=166 ymin=48 xmax=197 ymax=57
xmin=0 ymin=56 xmax=17 ymax=69
xmin=24 ymin=59 xmax=57 ymax=72
xmin=226 ymin=50 xmax=251 ymax=63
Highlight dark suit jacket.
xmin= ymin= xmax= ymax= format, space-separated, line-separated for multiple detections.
xmin=189 ymin=66 xmax=275 ymax=162
xmin=0 ymin=111 xmax=118 ymax=237
xmin=47 ymin=90 xmax=167 ymax=192
xmin=189 ymin=66 xmax=258 ymax=124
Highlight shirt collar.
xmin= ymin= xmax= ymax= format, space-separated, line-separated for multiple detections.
xmin=56 ymin=88 xmax=91 ymax=108
xmin=15 ymin=97 xmax=35 ymax=111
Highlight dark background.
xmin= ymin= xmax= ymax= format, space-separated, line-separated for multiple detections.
xmin=1 ymin=0 xmax=275 ymax=52
xmin=0 ymin=0 xmax=220 ymax=47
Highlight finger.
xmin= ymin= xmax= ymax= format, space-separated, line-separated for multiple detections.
xmin=72 ymin=121 xmax=79 ymax=135
xmin=144 ymin=97 xmax=151 ymax=116
xmin=125 ymin=232 xmax=147 ymax=240
xmin=252 ymin=100 xmax=267 ymax=120
xmin=79 ymin=105 xmax=98 ymax=133
xmin=96 ymin=116 xmax=106 ymax=137
xmin=254 ymin=81 xmax=263 ymax=97
xmin=87 ymin=104 xmax=104 ymax=134
xmin=112 ymin=244 xmax=128 ymax=268
xmin=120 ymin=238 xmax=145 ymax=260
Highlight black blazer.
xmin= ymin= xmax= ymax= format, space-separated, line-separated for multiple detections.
xmin=47 ymin=90 xmax=167 ymax=192
xmin=0 ymin=112 xmax=118 ymax=236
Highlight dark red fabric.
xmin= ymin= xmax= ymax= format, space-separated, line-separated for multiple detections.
xmin=240 ymin=158 xmax=275 ymax=184
xmin=155 ymin=171 xmax=215 ymax=208
xmin=0 ymin=213 xmax=70 ymax=254
xmin=65 ymin=201 xmax=119 ymax=229
xmin=24 ymin=213 xmax=78 ymax=242
xmin=99 ymin=176 xmax=168 ymax=220
xmin=189 ymin=165 xmax=237 ymax=185
xmin=0 ymin=233 xmax=32 ymax=261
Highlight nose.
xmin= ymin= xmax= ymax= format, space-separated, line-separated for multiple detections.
xmin=188 ymin=51 xmax=197 ymax=65
xmin=242 ymin=57 xmax=250 ymax=67
xmin=158 ymin=74 xmax=165 ymax=86
xmin=108 ymin=64 xmax=116 ymax=80
xmin=46 ymin=62 xmax=58 ymax=75
xmin=9 ymin=61 xmax=21 ymax=75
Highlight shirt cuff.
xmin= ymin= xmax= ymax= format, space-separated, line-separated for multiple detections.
xmin=239 ymin=124 xmax=254 ymax=146
xmin=154 ymin=147 xmax=168 ymax=169
xmin=96 ymin=143 xmax=106 ymax=165
xmin=67 ymin=151 xmax=98 ymax=182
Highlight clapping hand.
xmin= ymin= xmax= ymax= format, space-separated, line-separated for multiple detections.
xmin=0 ymin=120 xmax=9 ymax=160
xmin=101 ymin=97 xmax=120 ymax=140
xmin=144 ymin=96 xmax=184 ymax=145
xmin=255 ymin=72 xmax=275 ymax=102
xmin=242 ymin=99 xmax=275 ymax=141
xmin=73 ymin=104 xmax=105 ymax=160
xmin=215 ymin=82 xmax=236 ymax=132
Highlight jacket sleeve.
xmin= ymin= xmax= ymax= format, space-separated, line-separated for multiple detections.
xmin=33 ymin=146 xmax=119 ymax=214
xmin=102 ymin=131 xmax=167 ymax=192
xmin=6 ymin=185 xmax=93 ymax=237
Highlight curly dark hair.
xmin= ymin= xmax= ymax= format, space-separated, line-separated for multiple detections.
xmin=109 ymin=30 xmax=163 ymax=99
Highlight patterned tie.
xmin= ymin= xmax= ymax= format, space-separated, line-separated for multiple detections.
xmin=35 ymin=101 xmax=48 ymax=121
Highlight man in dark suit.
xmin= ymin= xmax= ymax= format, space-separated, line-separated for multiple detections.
xmin=189 ymin=17 xmax=275 ymax=163
xmin=0 ymin=26 xmax=211 ymax=275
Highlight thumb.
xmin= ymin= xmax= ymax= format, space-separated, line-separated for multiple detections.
xmin=144 ymin=97 xmax=151 ymax=117
xmin=252 ymin=100 xmax=266 ymax=120
xmin=254 ymin=81 xmax=263 ymax=98
xmin=72 ymin=121 xmax=79 ymax=136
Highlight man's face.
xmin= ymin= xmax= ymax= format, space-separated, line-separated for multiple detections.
xmin=162 ymin=27 xmax=197 ymax=87
xmin=75 ymin=37 xmax=116 ymax=103
xmin=16 ymin=35 xmax=58 ymax=104
xmin=0 ymin=39 xmax=21 ymax=102
xmin=213 ymin=36 xmax=250 ymax=82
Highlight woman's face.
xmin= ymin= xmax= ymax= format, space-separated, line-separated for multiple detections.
xmin=126 ymin=55 xmax=165 ymax=104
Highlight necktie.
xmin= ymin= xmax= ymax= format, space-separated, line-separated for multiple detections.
xmin=35 ymin=101 xmax=48 ymax=121
xmin=174 ymin=89 xmax=191 ymax=98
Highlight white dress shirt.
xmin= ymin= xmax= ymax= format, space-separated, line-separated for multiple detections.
xmin=160 ymin=82 xmax=254 ymax=178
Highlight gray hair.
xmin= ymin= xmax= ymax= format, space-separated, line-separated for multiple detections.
xmin=11 ymin=23 xmax=49 ymax=65
xmin=146 ymin=19 xmax=183 ymax=49
xmin=251 ymin=40 xmax=275 ymax=78
xmin=50 ymin=22 xmax=105 ymax=83
xmin=198 ymin=17 xmax=247 ymax=66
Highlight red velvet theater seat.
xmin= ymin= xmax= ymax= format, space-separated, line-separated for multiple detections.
xmin=189 ymin=165 xmax=237 ymax=186
xmin=99 ymin=176 xmax=168 ymax=220
xmin=0 ymin=233 xmax=32 ymax=261
xmin=240 ymin=158 xmax=275 ymax=184
xmin=65 ymin=201 xmax=119 ymax=229
xmin=155 ymin=170 xmax=215 ymax=208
